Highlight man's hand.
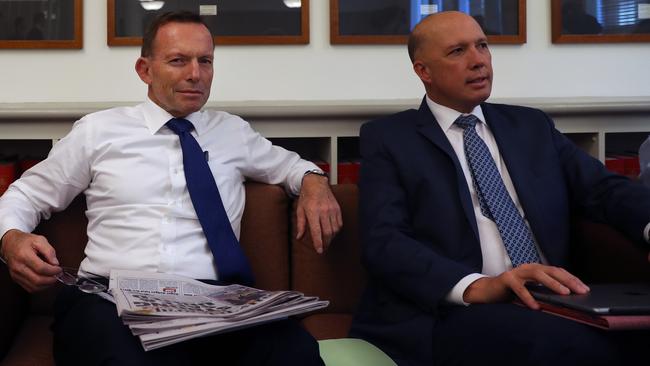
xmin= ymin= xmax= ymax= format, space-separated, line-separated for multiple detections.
xmin=1 ymin=229 xmax=61 ymax=292
xmin=462 ymin=263 xmax=590 ymax=310
xmin=295 ymin=174 xmax=342 ymax=254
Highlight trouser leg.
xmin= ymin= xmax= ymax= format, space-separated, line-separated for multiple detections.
xmin=431 ymin=303 xmax=649 ymax=366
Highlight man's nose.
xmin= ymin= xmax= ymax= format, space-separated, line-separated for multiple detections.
xmin=187 ymin=59 xmax=200 ymax=81
xmin=468 ymin=47 xmax=487 ymax=69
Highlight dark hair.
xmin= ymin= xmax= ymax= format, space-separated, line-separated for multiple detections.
xmin=141 ymin=11 xmax=212 ymax=57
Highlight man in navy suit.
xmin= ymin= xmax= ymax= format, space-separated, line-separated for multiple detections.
xmin=349 ymin=11 xmax=650 ymax=366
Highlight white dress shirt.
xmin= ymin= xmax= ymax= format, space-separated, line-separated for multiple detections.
xmin=0 ymin=98 xmax=318 ymax=280
xmin=424 ymin=97 xmax=548 ymax=305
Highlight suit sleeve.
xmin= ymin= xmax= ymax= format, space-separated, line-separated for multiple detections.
xmin=550 ymin=115 xmax=650 ymax=243
xmin=358 ymin=122 xmax=475 ymax=311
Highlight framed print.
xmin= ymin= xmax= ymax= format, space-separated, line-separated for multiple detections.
xmin=330 ymin=0 xmax=526 ymax=44
xmin=0 ymin=0 xmax=82 ymax=49
xmin=108 ymin=0 xmax=309 ymax=46
xmin=552 ymin=0 xmax=650 ymax=43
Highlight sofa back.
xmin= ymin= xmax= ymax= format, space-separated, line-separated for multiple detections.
xmin=0 ymin=182 xmax=365 ymax=364
xmin=25 ymin=182 xmax=293 ymax=316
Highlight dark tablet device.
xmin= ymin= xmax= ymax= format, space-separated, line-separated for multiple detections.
xmin=527 ymin=283 xmax=650 ymax=315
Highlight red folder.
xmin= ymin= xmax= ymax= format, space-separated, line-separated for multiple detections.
xmin=313 ymin=161 xmax=330 ymax=174
xmin=337 ymin=161 xmax=360 ymax=184
xmin=18 ymin=158 xmax=42 ymax=176
xmin=605 ymin=157 xmax=625 ymax=175
xmin=0 ymin=161 xmax=17 ymax=196
xmin=515 ymin=300 xmax=650 ymax=331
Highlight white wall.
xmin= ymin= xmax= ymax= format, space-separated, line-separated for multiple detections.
xmin=1 ymin=0 xmax=649 ymax=104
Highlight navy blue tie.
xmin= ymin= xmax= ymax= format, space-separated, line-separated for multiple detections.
xmin=455 ymin=114 xmax=541 ymax=267
xmin=166 ymin=118 xmax=254 ymax=285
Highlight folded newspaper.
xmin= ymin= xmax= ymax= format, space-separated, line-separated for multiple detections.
xmin=108 ymin=269 xmax=329 ymax=351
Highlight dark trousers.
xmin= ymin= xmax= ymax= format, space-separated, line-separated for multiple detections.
xmin=429 ymin=303 xmax=649 ymax=366
xmin=52 ymin=286 xmax=324 ymax=366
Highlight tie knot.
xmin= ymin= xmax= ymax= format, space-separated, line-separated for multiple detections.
xmin=454 ymin=114 xmax=479 ymax=130
xmin=166 ymin=118 xmax=194 ymax=135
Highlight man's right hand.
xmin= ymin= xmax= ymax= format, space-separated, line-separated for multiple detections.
xmin=462 ymin=263 xmax=590 ymax=310
xmin=1 ymin=229 xmax=61 ymax=292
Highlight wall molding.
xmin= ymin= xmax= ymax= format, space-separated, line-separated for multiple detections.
xmin=1 ymin=97 xmax=649 ymax=121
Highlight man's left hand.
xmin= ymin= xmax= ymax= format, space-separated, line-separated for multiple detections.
xmin=295 ymin=174 xmax=342 ymax=254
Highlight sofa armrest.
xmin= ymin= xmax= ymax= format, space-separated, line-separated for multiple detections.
xmin=292 ymin=184 xmax=365 ymax=339
xmin=570 ymin=217 xmax=650 ymax=283
xmin=0 ymin=264 xmax=28 ymax=360
xmin=240 ymin=181 xmax=291 ymax=291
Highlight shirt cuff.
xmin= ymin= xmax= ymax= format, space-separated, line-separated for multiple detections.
xmin=0 ymin=221 xmax=29 ymax=245
xmin=444 ymin=273 xmax=488 ymax=306
xmin=288 ymin=160 xmax=320 ymax=196
xmin=644 ymin=222 xmax=650 ymax=243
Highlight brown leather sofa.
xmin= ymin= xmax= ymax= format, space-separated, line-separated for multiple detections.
xmin=1 ymin=182 xmax=649 ymax=365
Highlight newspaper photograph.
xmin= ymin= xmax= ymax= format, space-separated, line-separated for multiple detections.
xmin=108 ymin=269 xmax=329 ymax=351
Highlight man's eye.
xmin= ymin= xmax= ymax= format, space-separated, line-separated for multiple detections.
xmin=449 ymin=48 xmax=463 ymax=55
xmin=169 ymin=58 xmax=185 ymax=65
xmin=200 ymin=58 xmax=213 ymax=65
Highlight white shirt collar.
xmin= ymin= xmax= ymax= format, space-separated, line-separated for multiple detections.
xmin=424 ymin=95 xmax=486 ymax=132
xmin=142 ymin=97 xmax=205 ymax=135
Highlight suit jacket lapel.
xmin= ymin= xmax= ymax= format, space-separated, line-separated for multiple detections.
xmin=481 ymin=103 xmax=548 ymax=251
xmin=415 ymin=99 xmax=480 ymax=242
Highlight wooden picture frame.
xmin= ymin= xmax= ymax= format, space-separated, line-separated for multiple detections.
xmin=552 ymin=0 xmax=650 ymax=43
xmin=330 ymin=0 xmax=526 ymax=45
xmin=108 ymin=0 xmax=310 ymax=46
xmin=0 ymin=0 xmax=83 ymax=49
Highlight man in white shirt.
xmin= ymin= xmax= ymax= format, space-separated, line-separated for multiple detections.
xmin=0 ymin=11 xmax=339 ymax=366
xmin=349 ymin=11 xmax=650 ymax=366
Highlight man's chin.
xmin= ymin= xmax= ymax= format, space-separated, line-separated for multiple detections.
xmin=179 ymin=102 xmax=206 ymax=115
xmin=472 ymin=90 xmax=492 ymax=104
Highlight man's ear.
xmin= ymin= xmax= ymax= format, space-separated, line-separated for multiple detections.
xmin=135 ymin=57 xmax=152 ymax=85
xmin=413 ymin=61 xmax=432 ymax=84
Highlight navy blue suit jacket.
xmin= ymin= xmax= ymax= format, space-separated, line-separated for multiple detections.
xmin=349 ymin=100 xmax=650 ymax=365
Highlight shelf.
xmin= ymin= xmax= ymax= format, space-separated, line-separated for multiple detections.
xmin=1 ymin=97 xmax=648 ymax=185
xmin=605 ymin=132 xmax=649 ymax=156
xmin=0 ymin=140 xmax=51 ymax=161
xmin=269 ymin=137 xmax=331 ymax=162
xmin=564 ymin=133 xmax=599 ymax=159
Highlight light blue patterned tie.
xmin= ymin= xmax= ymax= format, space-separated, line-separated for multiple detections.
xmin=455 ymin=114 xmax=540 ymax=267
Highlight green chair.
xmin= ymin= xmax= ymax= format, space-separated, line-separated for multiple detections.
xmin=319 ymin=338 xmax=396 ymax=366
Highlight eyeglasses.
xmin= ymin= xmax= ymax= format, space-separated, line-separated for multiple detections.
xmin=56 ymin=267 xmax=107 ymax=294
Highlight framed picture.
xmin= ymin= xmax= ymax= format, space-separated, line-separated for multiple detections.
xmin=0 ymin=0 xmax=82 ymax=49
xmin=552 ymin=0 xmax=650 ymax=43
xmin=330 ymin=0 xmax=526 ymax=44
xmin=108 ymin=0 xmax=309 ymax=46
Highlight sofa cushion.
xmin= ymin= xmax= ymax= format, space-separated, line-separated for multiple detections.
xmin=319 ymin=338 xmax=397 ymax=366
